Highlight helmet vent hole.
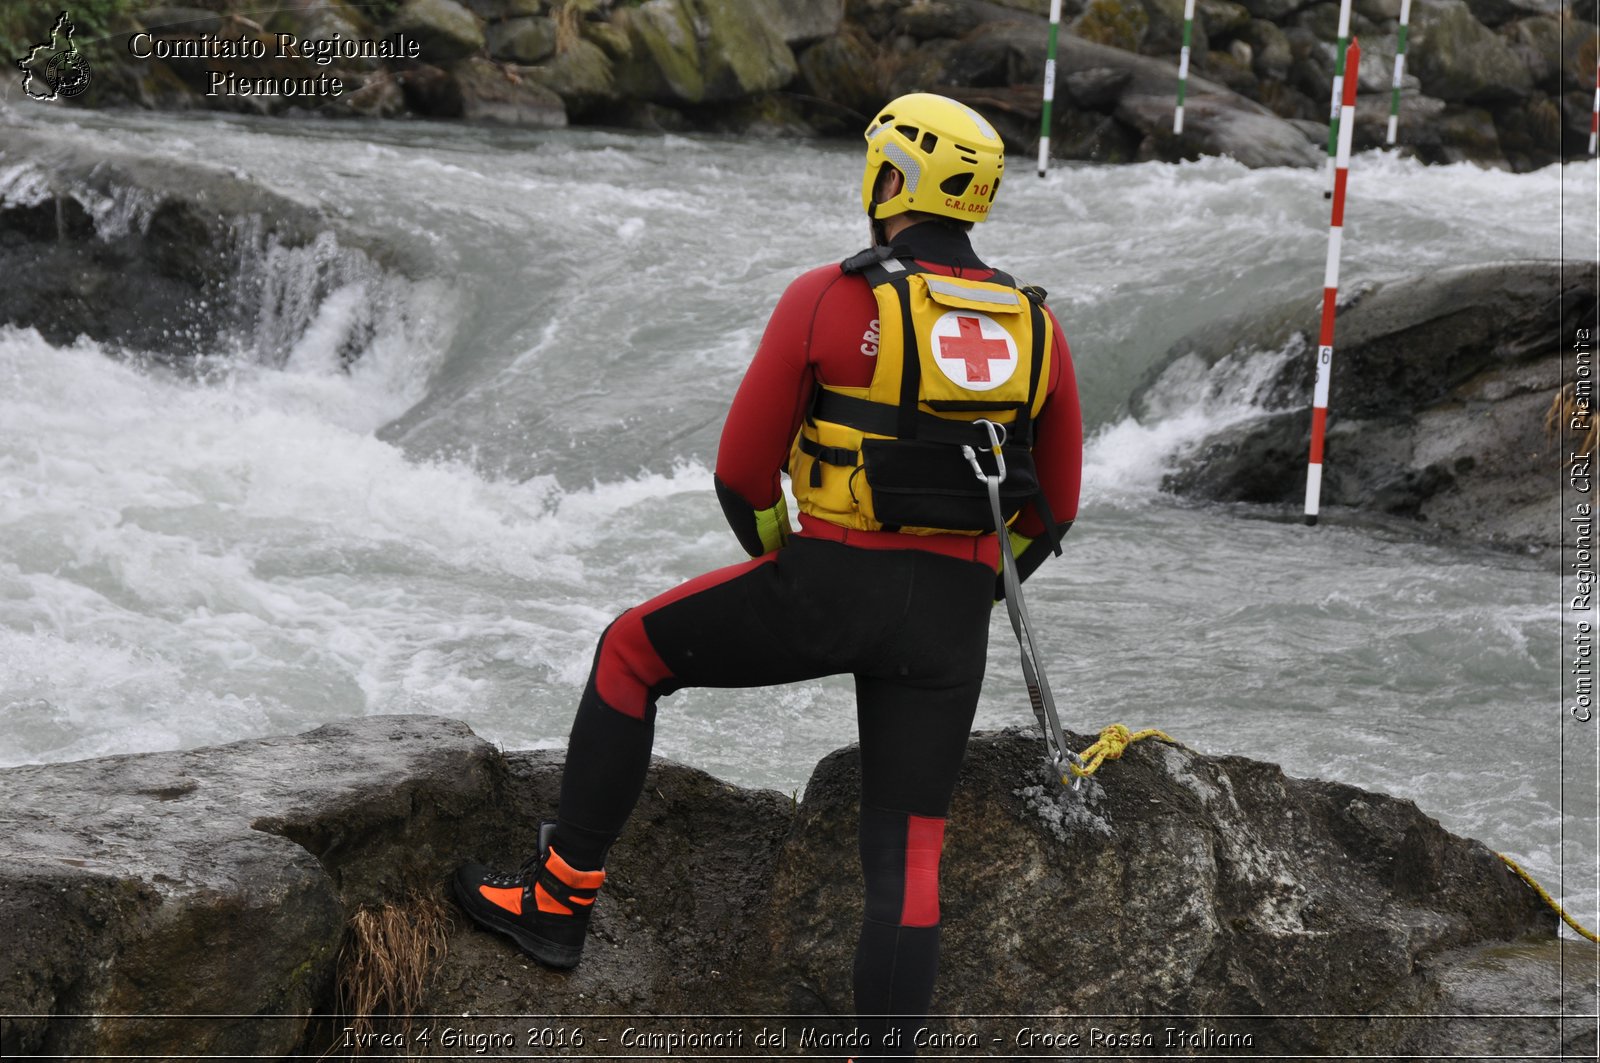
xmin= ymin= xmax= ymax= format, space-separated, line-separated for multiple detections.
xmin=920 ymin=131 xmax=939 ymax=154
xmin=896 ymin=124 xmax=920 ymax=141
xmin=940 ymin=172 xmax=973 ymax=196
xmin=953 ymin=144 xmax=977 ymax=154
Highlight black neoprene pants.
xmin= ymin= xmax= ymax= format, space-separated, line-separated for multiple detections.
xmin=553 ymin=535 xmax=994 ymax=1056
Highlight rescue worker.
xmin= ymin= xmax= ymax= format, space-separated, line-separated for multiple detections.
xmin=455 ymin=92 xmax=1083 ymax=1053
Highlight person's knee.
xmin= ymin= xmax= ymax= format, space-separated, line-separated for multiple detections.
xmin=592 ymin=610 xmax=673 ymax=721
xmin=859 ymin=804 xmax=946 ymax=928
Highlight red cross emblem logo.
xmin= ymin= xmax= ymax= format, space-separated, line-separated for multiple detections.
xmin=930 ymin=311 xmax=1017 ymax=391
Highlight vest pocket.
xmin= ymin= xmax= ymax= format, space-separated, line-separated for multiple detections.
xmin=861 ymin=438 xmax=1038 ymax=532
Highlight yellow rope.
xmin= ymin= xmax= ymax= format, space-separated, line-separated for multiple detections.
xmin=1065 ymin=725 xmax=1600 ymax=944
xmin=1497 ymin=853 xmax=1600 ymax=943
xmin=1066 ymin=723 xmax=1183 ymax=780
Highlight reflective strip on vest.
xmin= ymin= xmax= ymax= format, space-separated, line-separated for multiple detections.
xmin=924 ymin=276 xmax=1022 ymax=307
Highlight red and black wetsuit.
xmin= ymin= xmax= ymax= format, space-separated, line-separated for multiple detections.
xmin=553 ymin=221 xmax=1083 ymax=1052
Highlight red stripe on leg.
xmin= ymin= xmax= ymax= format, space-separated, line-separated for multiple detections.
xmin=594 ymin=554 xmax=777 ymax=719
xmin=900 ymin=815 xmax=946 ymax=928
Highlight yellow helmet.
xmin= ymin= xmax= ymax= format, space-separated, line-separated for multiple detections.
xmin=861 ymin=93 xmax=1006 ymax=224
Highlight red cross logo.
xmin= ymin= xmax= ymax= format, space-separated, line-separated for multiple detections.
xmin=932 ymin=312 xmax=1016 ymax=391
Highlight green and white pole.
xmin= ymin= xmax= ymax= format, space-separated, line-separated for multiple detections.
xmin=1324 ymin=0 xmax=1353 ymax=198
xmin=1174 ymin=0 xmax=1196 ymax=134
xmin=1039 ymin=0 xmax=1063 ymax=176
xmin=1385 ymin=0 xmax=1412 ymax=145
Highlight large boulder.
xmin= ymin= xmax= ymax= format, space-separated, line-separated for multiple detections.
xmin=614 ymin=0 xmax=797 ymax=105
xmin=1 ymin=715 xmax=1590 ymax=1058
xmin=0 ymin=124 xmax=419 ymax=364
xmin=389 ymin=0 xmax=488 ymax=63
xmin=1408 ymin=0 xmax=1535 ymax=104
xmin=0 ymin=717 xmax=496 ymax=1058
xmin=772 ymin=0 xmax=847 ymax=45
xmin=1141 ymin=261 xmax=1595 ymax=548
xmin=744 ymin=730 xmax=1562 ymax=1040
xmin=454 ymin=57 xmax=571 ymax=126
xmin=929 ymin=25 xmax=1323 ymax=166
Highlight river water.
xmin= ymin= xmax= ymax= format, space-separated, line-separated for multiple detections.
xmin=1 ymin=105 xmax=1595 ymax=926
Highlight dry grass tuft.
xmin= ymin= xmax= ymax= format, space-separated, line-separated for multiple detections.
xmin=1546 ymin=382 xmax=1597 ymax=459
xmin=335 ymin=892 xmax=452 ymax=1053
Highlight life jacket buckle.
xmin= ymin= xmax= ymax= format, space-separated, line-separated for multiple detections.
xmin=960 ymin=418 xmax=1007 ymax=484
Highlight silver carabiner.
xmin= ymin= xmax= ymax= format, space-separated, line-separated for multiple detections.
xmin=960 ymin=418 xmax=1007 ymax=483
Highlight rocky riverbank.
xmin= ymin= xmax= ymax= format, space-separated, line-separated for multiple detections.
xmin=2 ymin=0 xmax=1591 ymax=170
xmin=1 ymin=714 xmax=1592 ymax=1058
xmin=1131 ymin=259 xmax=1596 ymax=551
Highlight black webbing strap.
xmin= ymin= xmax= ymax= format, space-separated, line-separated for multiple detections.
xmin=535 ymin=864 xmax=599 ymax=910
xmin=1016 ymin=293 xmax=1047 ymax=439
xmin=810 ymin=390 xmax=1035 ymax=448
xmin=797 ymin=435 xmax=859 ymax=486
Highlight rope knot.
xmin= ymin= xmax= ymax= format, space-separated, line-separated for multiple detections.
xmin=1067 ymin=723 xmax=1180 ymax=779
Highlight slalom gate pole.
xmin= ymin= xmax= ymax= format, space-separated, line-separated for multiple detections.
xmin=1039 ymin=0 xmax=1063 ymax=176
xmin=1324 ymin=0 xmax=1353 ymax=198
xmin=1174 ymin=0 xmax=1196 ymax=134
xmin=1386 ymin=0 xmax=1411 ymax=146
xmin=1591 ymin=60 xmax=1598 ymax=156
xmin=1305 ymin=38 xmax=1360 ymax=526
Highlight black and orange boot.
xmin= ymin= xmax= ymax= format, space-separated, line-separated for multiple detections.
xmin=453 ymin=822 xmax=606 ymax=970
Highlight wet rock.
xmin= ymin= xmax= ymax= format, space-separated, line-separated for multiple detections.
xmin=1136 ymin=0 xmax=1195 ymax=53
xmin=0 ymin=716 xmax=497 ymax=1058
xmin=1352 ymin=88 xmax=1446 ymax=151
xmin=1241 ymin=18 xmax=1292 ymax=82
xmin=522 ymin=38 xmax=618 ymax=115
xmin=2 ymin=715 xmax=1588 ymax=1058
xmin=1122 ymin=90 xmax=1322 ymax=164
xmin=455 ymin=57 xmax=571 ymax=126
xmin=485 ymin=15 xmax=558 ymax=64
xmin=1493 ymin=95 xmax=1563 ymax=172
xmin=1237 ymin=0 xmax=1302 ymax=19
xmin=1408 ymin=0 xmax=1535 ymax=104
xmin=397 ymin=61 xmax=464 ymax=115
xmin=796 ymin=28 xmax=885 ymax=126
xmin=460 ymin=0 xmax=545 ymax=17
xmin=1198 ymin=0 xmax=1254 ymax=38
xmin=0 ymin=124 xmax=423 ymax=364
xmin=389 ymin=0 xmax=487 ymax=63
xmin=1436 ymin=104 xmax=1506 ymax=165
xmin=615 ymin=0 xmax=798 ymax=105
xmin=745 ymin=730 xmax=1562 ymax=1042
xmin=772 ymin=0 xmax=847 ymax=45
xmin=1146 ymin=261 xmax=1595 ymax=549
xmin=1463 ymin=0 xmax=1564 ymax=27
xmin=898 ymin=0 xmax=993 ymax=39
xmin=1075 ymin=0 xmax=1153 ymax=52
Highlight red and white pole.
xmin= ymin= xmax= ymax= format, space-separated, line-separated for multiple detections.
xmin=1590 ymin=60 xmax=1598 ymax=155
xmin=1305 ymin=37 xmax=1360 ymax=526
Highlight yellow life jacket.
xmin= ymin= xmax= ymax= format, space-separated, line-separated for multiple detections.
xmin=791 ymin=248 xmax=1053 ymax=536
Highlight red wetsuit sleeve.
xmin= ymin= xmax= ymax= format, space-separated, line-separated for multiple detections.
xmin=1009 ymin=306 xmax=1082 ymax=585
xmin=714 ymin=264 xmax=843 ymax=556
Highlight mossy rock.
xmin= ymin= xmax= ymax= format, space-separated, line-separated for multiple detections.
xmin=795 ymin=29 xmax=885 ymax=124
xmin=390 ymin=0 xmax=486 ymax=64
xmin=615 ymin=0 xmax=795 ymax=105
xmin=1074 ymin=0 xmax=1150 ymax=52
xmin=1409 ymin=0 xmax=1534 ymax=104
xmin=615 ymin=0 xmax=703 ymax=102
xmin=486 ymin=15 xmax=557 ymax=63
xmin=523 ymin=37 xmax=618 ymax=113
